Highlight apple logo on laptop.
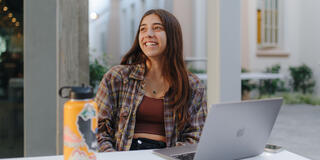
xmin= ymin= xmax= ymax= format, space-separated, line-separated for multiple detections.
xmin=236 ymin=128 xmax=246 ymax=138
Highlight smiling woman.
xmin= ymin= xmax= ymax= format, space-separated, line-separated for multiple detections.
xmin=95 ymin=9 xmax=207 ymax=152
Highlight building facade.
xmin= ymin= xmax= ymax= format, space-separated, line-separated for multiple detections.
xmin=242 ymin=0 xmax=320 ymax=95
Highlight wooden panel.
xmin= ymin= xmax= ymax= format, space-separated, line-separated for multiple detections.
xmin=57 ymin=0 xmax=89 ymax=154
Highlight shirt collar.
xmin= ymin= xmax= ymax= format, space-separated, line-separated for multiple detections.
xmin=129 ymin=63 xmax=146 ymax=81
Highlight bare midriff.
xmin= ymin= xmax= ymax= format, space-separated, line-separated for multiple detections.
xmin=133 ymin=133 xmax=166 ymax=143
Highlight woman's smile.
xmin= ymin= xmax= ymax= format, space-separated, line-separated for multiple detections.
xmin=144 ymin=41 xmax=159 ymax=47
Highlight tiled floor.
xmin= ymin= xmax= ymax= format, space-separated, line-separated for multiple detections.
xmin=268 ymin=104 xmax=320 ymax=160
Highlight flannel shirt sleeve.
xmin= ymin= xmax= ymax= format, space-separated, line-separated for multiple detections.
xmin=175 ymin=86 xmax=208 ymax=146
xmin=95 ymin=70 xmax=120 ymax=152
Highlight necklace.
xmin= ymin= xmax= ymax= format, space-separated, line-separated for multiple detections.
xmin=150 ymin=84 xmax=162 ymax=95
xmin=144 ymin=79 xmax=166 ymax=96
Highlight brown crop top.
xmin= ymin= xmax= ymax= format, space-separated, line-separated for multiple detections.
xmin=134 ymin=96 xmax=165 ymax=136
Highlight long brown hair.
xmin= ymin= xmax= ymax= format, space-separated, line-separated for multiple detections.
xmin=121 ymin=9 xmax=191 ymax=131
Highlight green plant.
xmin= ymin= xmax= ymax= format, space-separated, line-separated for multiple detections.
xmin=289 ymin=64 xmax=316 ymax=94
xmin=241 ymin=80 xmax=256 ymax=95
xmin=241 ymin=68 xmax=256 ymax=98
xmin=259 ymin=92 xmax=320 ymax=106
xmin=188 ymin=66 xmax=206 ymax=74
xmin=259 ymin=64 xmax=287 ymax=95
xmin=282 ymin=93 xmax=320 ymax=105
xmin=89 ymin=59 xmax=108 ymax=90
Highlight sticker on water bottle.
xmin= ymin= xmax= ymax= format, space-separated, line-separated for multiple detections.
xmin=77 ymin=103 xmax=98 ymax=151
xmin=64 ymin=102 xmax=98 ymax=160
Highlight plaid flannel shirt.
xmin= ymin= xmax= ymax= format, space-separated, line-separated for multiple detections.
xmin=95 ymin=64 xmax=207 ymax=152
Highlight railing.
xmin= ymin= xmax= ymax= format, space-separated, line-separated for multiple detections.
xmin=195 ymin=72 xmax=284 ymax=82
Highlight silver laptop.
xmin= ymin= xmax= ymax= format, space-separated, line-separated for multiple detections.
xmin=153 ymin=98 xmax=283 ymax=160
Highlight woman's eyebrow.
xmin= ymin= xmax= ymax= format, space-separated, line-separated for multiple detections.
xmin=139 ymin=23 xmax=163 ymax=28
xmin=153 ymin=23 xmax=163 ymax=26
xmin=140 ymin=24 xmax=147 ymax=28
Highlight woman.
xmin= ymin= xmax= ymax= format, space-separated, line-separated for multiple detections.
xmin=95 ymin=9 xmax=207 ymax=152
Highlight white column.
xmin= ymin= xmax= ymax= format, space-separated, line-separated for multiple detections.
xmin=24 ymin=0 xmax=58 ymax=156
xmin=193 ymin=0 xmax=207 ymax=70
xmin=24 ymin=0 xmax=89 ymax=156
xmin=241 ymin=0 xmax=250 ymax=70
xmin=173 ymin=0 xmax=193 ymax=58
xmin=207 ymin=0 xmax=241 ymax=107
xmin=163 ymin=0 xmax=173 ymax=12
xmin=107 ymin=0 xmax=121 ymax=64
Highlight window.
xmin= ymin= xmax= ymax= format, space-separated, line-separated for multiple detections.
xmin=257 ymin=0 xmax=279 ymax=49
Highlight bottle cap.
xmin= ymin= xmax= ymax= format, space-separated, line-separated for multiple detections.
xmin=59 ymin=86 xmax=94 ymax=99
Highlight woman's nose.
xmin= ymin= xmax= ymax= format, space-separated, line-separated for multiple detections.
xmin=146 ymin=29 xmax=154 ymax=37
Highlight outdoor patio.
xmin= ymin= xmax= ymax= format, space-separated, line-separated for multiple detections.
xmin=268 ymin=104 xmax=320 ymax=160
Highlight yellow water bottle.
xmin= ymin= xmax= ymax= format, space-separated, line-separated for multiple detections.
xmin=59 ymin=86 xmax=98 ymax=160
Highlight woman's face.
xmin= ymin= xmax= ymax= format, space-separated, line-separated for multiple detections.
xmin=139 ymin=14 xmax=167 ymax=59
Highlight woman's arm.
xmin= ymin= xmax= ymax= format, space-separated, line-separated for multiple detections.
xmin=176 ymin=87 xmax=208 ymax=146
xmin=95 ymin=71 xmax=120 ymax=152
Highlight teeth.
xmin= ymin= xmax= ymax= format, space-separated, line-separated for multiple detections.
xmin=146 ymin=42 xmax=157 ymax=46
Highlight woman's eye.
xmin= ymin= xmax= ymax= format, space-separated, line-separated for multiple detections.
xmin=140 ymin=28 xmax=145 ymax=32
xmin=154 ymin=26 xmax=162 ymax=30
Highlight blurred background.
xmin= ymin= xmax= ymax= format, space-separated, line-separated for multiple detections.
xmin=0 ymin=0 xmax=319 ymax=159
xmin=0 ymin=0 xmax=24 ymax=158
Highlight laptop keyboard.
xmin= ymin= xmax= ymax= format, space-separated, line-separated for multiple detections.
xmin=172 ymin=152 xmax=196 ymax=160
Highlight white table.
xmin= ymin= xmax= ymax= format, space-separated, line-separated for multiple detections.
xmin=1 ymin=150 xmax=310 ymax=160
